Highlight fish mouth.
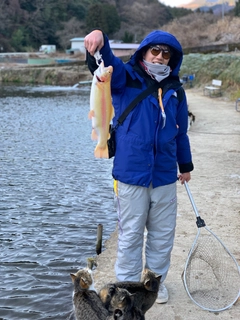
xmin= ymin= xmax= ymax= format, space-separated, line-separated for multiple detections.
xmin=96 ymin=75 xmax=103 ymax=82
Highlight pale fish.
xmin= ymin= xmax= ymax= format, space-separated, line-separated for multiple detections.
xmin=88 ymin=61 xmax=114 ymax=158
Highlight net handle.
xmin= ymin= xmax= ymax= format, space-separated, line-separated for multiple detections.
xmin=184 ymin=181 xmax=206 ymax=228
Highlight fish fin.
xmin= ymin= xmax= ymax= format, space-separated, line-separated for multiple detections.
xmin=91 ymin=129 xmax=98 ymax=141
xmin=94 ymin=144 xmax=109 ymax=159
xmin=88 ymin=110 xmax=95 ymax=120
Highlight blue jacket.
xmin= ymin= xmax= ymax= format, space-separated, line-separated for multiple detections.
xmin=88 ymin=30 xmax=194 ymax=188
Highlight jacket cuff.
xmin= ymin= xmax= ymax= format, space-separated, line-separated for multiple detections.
xmin=85 ymin=51 xmax=98 ymax=74
xmin=179 ymin=162 xmax=194 ymax=173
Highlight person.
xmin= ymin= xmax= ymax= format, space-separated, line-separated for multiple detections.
xmin=84 ymin=29 xmax=194 ymax=304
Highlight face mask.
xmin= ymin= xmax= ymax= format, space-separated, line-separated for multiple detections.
xmin=143 ymin=59 xmax=171 ymax=82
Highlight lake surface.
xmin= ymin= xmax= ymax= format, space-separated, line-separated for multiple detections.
xmin=0 ymin=84 xmax=117 ymax=319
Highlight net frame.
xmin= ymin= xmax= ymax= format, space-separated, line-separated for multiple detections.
xmin=182 ymin=182 xmax=240 ymax=312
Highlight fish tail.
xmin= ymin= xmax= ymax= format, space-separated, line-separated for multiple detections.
xmin=94 ymin=144 xmax=109 ymax=159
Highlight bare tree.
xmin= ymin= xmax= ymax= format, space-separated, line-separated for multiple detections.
xmin=56 ymin=18 xmax=85 ymax=49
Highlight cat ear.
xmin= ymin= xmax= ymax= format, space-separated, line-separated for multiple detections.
xmin=156 ymin=275 xmax=162 ymax=280
xmin=70 ymin=273 xmax=76 ymax=283
xmin=144 ymin=279 xmax=151 ymax=289
xmin=120 ymin=296 xmax=125 ymax=302
xmin=108 ymin=284 xmax=116 ymax=295
xmin=142 ymin=268 xmax=149 ymax=275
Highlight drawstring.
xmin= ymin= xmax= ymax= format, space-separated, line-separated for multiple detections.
xmin=158 ymin=88 xmax=166 ymax=128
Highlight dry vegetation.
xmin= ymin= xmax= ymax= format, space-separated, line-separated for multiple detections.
xmin=161 ymin=13 xmax=240 ymax=48
xmin=162 ymin=13 xmax=240 ymax=100
xmin=114 ymin=0 xmax=170 ymax=41
xmin=180 ymin=52 xmax=240 ymax=99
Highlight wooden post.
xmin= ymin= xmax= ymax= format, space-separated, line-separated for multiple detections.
xmin=96 ymin=224 xmax=103 ymax=255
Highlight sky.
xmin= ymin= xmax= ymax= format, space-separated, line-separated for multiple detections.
xmin=160 ymin=0 xmax=236 ymax=10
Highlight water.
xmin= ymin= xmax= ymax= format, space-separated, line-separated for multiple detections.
xmin=0 ymin=84 xmax=117 ymax=320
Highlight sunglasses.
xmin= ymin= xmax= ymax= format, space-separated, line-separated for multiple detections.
xmin=150 ymin=46 xmax=171 ymax=59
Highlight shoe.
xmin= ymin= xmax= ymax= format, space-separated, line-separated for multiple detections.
xmin=156 ymin=283 xmax=169 ymax=304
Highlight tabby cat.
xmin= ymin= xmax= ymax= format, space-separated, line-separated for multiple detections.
xmin=70 ymin=268 xmax=109 ymax=320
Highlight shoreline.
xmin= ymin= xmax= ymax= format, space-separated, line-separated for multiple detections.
xmin=1 ymin=52 xmax=240 ymax=101
xmin=0 ymin=60 xmax=92 ymax=86
xmin=92 ymin=89 xmax=240 ymax=319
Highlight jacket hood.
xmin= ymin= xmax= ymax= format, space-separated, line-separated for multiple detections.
xmin=130 ymin=30 xmax=183 ymax=76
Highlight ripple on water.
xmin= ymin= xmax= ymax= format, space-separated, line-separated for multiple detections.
xmin=0 ymin=85 xmax=117 ymax=319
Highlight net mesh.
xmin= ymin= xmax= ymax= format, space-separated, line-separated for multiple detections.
xmin=184 ymin=227 xmax=240 ymax=311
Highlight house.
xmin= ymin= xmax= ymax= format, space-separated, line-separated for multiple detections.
xmin=70 ymin=37 xmax=85 ymax=53
xmin=69 ymin=37 xmax=139 ymax=57
xmin=109 ymin=42 xmax=139 ymax=57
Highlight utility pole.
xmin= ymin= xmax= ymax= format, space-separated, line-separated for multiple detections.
xmin=222 ymin=0 xmax=224 ymax=20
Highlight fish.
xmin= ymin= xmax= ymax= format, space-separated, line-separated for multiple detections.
xmin=88 ymin=60 xmax=114 ymax=158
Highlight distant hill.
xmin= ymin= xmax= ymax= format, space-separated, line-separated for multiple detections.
xmin=196 ymin=3 xmax=235 ymax=15
xmin=0 ymin=0 xmax=238 ymax=52
xmin=161 ymin=14 xmax=240 ymax=49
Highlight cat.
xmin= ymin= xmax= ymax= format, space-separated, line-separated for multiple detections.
xmin=188 ymin=110 xmax=196 ymax=130
xmin=106 ymin=287 xmax=145 ymax=320
xmin=70 ymin=268 xmax=109 ymax=320
xmin=99 ymin=268 xmax=161 ymax=314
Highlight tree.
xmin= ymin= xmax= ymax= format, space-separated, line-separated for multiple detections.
xmin=85 ymin=4 xmax=120 ymax=36
xmin=67 ymin=0 xmax=87 ymax=20
xmin=19 ymin=0 xmax=37 ymax=12
xmin=122 ymin=31 xmax=134 ymax=43
xmin=11 ymin=28 xmax=25 ymax=51
xmin=235 ymin=0 xmax=240 ymax=16
xmin=25 ymin=0 xmax=67 ymax=48
xmin=56 ymin=18 xmax=85 ymax=49
xmin=168 ymin=6 xmax=192 ymax=19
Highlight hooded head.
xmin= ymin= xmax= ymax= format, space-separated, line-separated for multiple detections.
xmin=130 ymin=30 xmax=183 ymax=77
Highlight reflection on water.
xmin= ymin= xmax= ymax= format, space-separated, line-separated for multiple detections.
xmin=0 ymin=84 xmax=116 ymax=319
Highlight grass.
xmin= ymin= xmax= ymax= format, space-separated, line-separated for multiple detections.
xmin=180 ymin=52 xmax=240 ymax=100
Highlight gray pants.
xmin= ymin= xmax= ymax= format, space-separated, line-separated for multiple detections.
xmin=114 ymin=181 xmax=177 ymax=282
